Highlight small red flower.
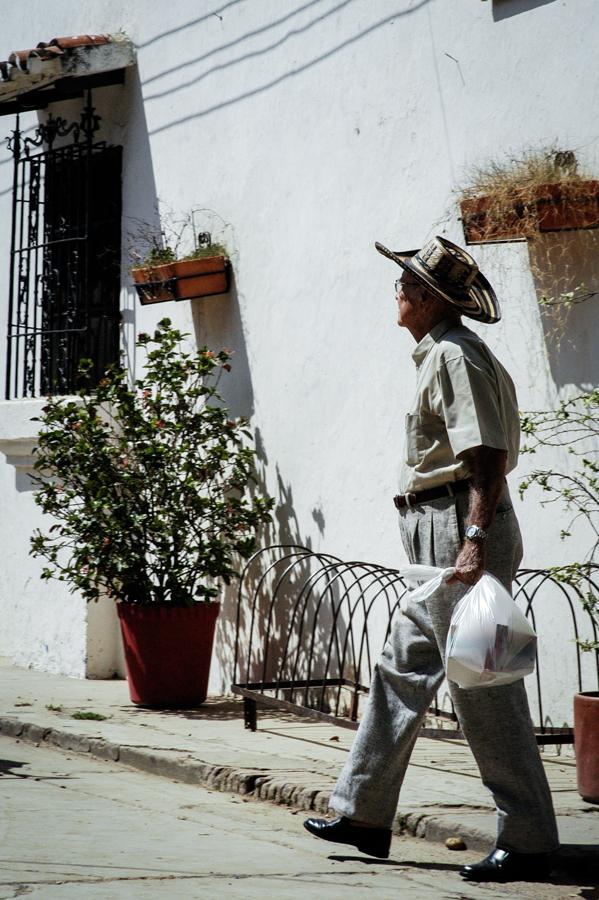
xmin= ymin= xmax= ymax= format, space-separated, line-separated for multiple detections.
xmin=155 ymin=420 xmax=165 ymax=429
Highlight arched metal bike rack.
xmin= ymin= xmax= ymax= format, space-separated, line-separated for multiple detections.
xmin=232 ymin=545 xmax=599 ymax=744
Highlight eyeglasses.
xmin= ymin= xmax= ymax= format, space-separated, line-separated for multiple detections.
xmin=395 ymin=278 xmax=420 ymax=293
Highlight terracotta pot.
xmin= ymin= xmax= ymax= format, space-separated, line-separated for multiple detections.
xmin=117 ymin=601 xmax=220 ymax=708
xmin=132 ymin=256 xmax=229 ymax=304
xmin=131 ymin=262 xmax=176 ymax=304
xmin=536 ymin=181 xmax=599 ymax=232
xmin=460 ymin=180 xmax=599 ymax=244
xmin=574 ymin=691 xmax=599 ymax=803
xmin=460 ymin=195 xmax=534 ymax=244
xmin=171 ymin=255 xmax=229 ymax=299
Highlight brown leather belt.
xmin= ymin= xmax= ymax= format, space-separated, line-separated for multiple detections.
xmin=393 ymin=478 xmax=470 ymax=510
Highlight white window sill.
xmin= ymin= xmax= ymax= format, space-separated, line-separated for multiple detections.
xmin=0 ymin=397 xmax=80 ymax=469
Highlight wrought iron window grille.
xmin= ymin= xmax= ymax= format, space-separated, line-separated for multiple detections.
xmin=4 ymin=92 xmax=121 ymax=400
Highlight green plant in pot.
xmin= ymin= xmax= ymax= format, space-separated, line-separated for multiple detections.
xmin=131 ymin=226 xmax=230 ymax=305
xmin=30 ymin=319 xmax=273 ymax=707
xmin=520 ymin=391 xmax=599 ymax=802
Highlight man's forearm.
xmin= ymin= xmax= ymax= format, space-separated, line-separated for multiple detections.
xmin=450 ymin=445 xmax=508 ymax=586
xmin=466 ymin=445 xmax=508 ymax=531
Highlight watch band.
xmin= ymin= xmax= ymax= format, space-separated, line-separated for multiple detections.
xmin=465 ymin=524 xmax=488 ymax=541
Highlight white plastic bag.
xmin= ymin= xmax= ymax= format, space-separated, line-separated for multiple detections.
xmin=445 ymin=572 xmax=537 ymax=689
xmin=398 ymin=565 xmax=455 ymax=611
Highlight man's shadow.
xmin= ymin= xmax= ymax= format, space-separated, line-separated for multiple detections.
xmin=328 ymin=854 xmax=463 ymax=871
xmin=329 ymin=846 xmax=599 ymax=886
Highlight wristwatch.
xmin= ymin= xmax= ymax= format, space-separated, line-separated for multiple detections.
xmin=465 ymin=524 xmax=488 ymax=542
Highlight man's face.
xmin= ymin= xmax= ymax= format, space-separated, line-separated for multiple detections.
xmin=395 ymin=273 xmax=423 ymax=329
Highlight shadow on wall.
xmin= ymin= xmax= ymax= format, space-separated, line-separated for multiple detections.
xmin=143 ymin=0 xmax=432 ymax=135
xmin=528 ymin=230 xmax=599 ymax=388
xmin=190 ymin=274 xmax=343 ymax=698
xmin=211 ymin=431 xmax=362 ymax=709
xmin=190 ymin=274 xmax=254 ymax=418
xmin=491 ymin=0 xmax=559 ymax=21
xmin=120 ymin=66 xmax=162 ymax=380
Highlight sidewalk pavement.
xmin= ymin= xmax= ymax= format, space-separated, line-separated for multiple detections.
xmin=1 ymin=658 xmax=597 ymax=875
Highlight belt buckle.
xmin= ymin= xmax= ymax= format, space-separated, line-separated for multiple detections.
xmin=405 ymin=492 xmax=417 ymax=509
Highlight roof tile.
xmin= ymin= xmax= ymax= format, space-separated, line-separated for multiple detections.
xmin=6 ymin=34 xmax=114 ymax=74
xmin=0 ymin=33 xmax=135 ymax=107
xmin=49 ymin=35 xmax=110 ymax=50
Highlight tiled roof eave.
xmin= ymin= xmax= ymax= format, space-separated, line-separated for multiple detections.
xmin=0 ymin=33 xmax=136 ymax=107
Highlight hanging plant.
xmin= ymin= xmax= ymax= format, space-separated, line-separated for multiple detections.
xmin=459 ymin=149 xmax=599 ymax=244
xmin=131 ymin=235 xmax=230 ymax=305
xmin=130 ymin=210 xmax=232 ymax=305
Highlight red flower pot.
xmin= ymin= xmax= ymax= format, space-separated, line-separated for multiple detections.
xmin=574 ymin=691 xmax=599 ymax=803
xmin=117 ymin=601 xmax=220 ymax=708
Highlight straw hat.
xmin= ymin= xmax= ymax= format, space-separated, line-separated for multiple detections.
xmin=375 ymin=235 xmax=500 ymax=324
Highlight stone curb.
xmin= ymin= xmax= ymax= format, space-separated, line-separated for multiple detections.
xmin=1 ymin=715 xmax=592 ymax=875
xmin=0 ymin=714 xmax=489 ymax=848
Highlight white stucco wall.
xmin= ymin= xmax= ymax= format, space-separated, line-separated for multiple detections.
xmin=0 ymin=1 xmax=597 ymax=721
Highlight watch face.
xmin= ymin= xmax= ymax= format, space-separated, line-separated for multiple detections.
xmin=466 ymin=525 xmax=486 ymax=540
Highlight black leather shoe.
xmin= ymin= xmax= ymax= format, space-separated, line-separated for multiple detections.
xmin=303 ymin=816 xmax=391 ymax=858
xmin=460 ymin=848 xmax=554 ymax=882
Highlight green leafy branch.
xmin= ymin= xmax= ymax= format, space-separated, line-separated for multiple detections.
xmin=30 ymin=319 xmax=274 ymax=606
xmin=519 ymin=391 xmax=599 ymax=649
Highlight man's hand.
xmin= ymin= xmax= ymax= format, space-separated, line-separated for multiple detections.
xmin=449 ymin=540 xmax=486 ymax=586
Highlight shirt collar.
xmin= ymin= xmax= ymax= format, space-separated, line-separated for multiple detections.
xmin=411 ymin=319 xmax=457 ymax=368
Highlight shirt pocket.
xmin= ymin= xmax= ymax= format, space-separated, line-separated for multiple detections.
xmin=404 ymin=412 xmax=445 ymax=467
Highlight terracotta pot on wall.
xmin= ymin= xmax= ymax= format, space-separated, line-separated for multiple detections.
xmin=117 ymin=602 xmax=221 ymax=708
xmin=132 ymin=256 xmax=229 ymax=305
xmin=460 ymin=195 xmax=532 ymax=244
xmin=172 ymin=256 xmax=229 ymax=299
xmin=574 ymin=691 xmax=599 ymax=803
xmin=131 ymin=262 xmax=177 ymax=304
xmin=536 ymin=181 xmax=599 ymax=232
xmin=460 ymin=180 xmax=599 ymax=244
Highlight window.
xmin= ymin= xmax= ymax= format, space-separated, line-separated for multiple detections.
xmin=5 ymin=99 xmax=121 ymax=399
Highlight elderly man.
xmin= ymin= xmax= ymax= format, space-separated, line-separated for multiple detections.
xmin=304 ymin=236 xmax=559 ymax=882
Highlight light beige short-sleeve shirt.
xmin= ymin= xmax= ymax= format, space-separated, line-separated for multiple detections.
xmin=399 ymin=319 xmax=520 ymax=493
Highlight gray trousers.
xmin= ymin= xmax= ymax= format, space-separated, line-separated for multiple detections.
xmin=330 ymin=487 xmax=559 ymax=853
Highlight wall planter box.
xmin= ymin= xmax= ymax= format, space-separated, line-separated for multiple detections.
xmin=460 ymin=180 xmax=599 ymax=244
xmin=132 ymin=255 xmax=230 ymax=305
xmin=460 ymin=195 xmax=530 ymax=244
xmin=574 ymin=691 xmax=599 ymax=804
xmin=118 ymin=601 xmax=220 ymax=708
xmin=535 ymin=181 xmax=599 ymax=231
